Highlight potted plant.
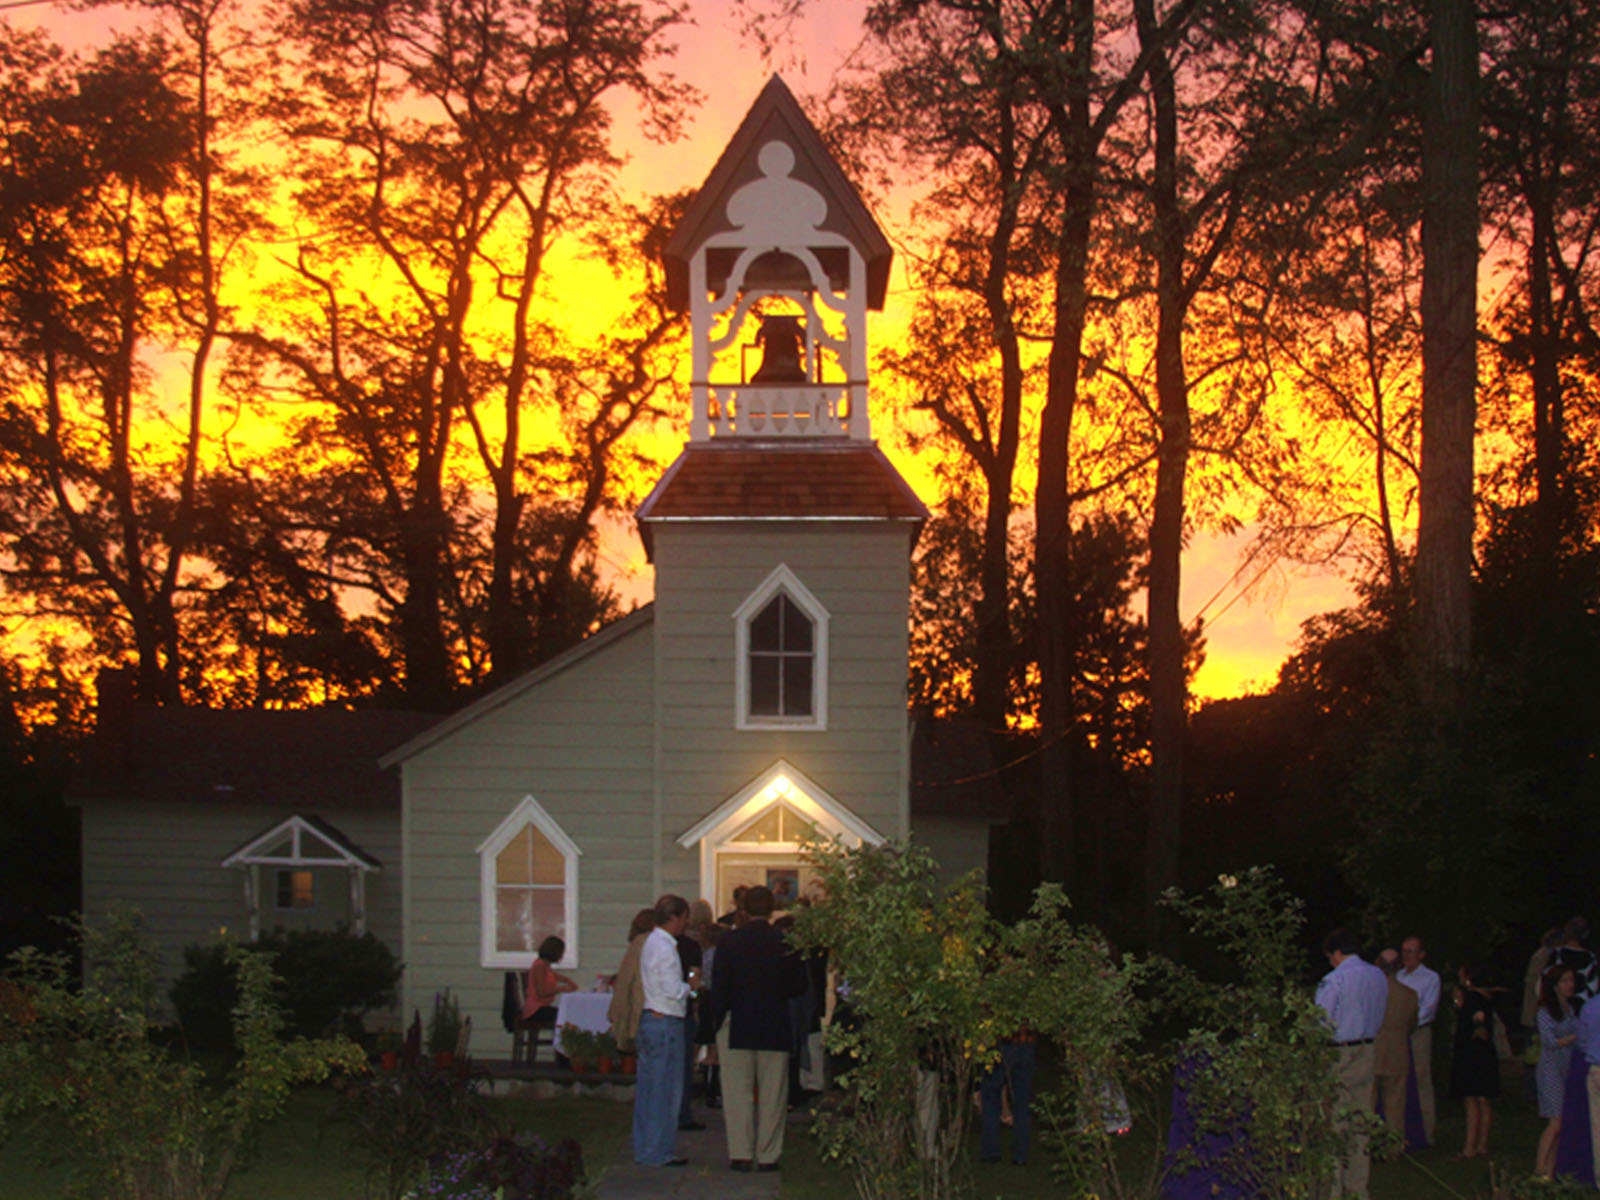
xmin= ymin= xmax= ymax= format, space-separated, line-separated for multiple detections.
xmin=375 ymin=1029 xmax=401 ymax=1071
xmin=561 ymin=1024 xmax=599 ymax=1073
xmin=427 ymin=989 xmax=462 ymax=1068
xmin=595 ymin=1030 xmax=619 ymax=1074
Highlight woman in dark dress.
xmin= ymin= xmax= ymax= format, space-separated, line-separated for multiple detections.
xmin=1450 ymin=964 xmax=1500 ymax=1159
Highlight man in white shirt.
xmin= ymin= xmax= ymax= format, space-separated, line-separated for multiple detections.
xmin=1316 ymin=928 xmax=1388 ymax=1199
xmin=1397 ymin=935 xmax=1442 ymax=1143
xmin=633 ymin=894 xmax=700 ymax=1167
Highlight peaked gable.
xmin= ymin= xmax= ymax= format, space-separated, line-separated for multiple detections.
xmin=662 ymin=75 xmax=893 ymax=311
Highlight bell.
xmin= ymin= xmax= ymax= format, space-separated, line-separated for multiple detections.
xmin=750 ymin=314 xmax=807 ymax=383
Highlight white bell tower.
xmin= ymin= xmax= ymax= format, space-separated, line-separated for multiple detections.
xmin=662 ymin=75 xmax=893 ymax=443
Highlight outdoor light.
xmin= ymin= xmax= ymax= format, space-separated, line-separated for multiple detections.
xmin=750 ymin=314 xmax=806 ymax=382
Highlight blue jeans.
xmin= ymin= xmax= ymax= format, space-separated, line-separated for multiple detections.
xmin=632 ymin=1012 xmax=686 ymax=1165
xmin=980 ymin=1041 xmax=1035 ymax=1163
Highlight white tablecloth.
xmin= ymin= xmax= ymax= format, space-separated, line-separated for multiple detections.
xmin=553 ymin=991 xmax=612 ymax=1056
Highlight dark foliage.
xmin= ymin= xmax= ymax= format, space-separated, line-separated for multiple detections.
xmin=170 ymin=928 xmax=401 ymax=1049
xmin=336 ymin=1045 xmax=499 ymax=1200
xmin=466 ymin=1134 xmax=585 ymax=1200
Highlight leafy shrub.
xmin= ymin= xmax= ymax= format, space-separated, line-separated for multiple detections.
xmin=172 ymin=927 xmax=401 ymax=1048
xmin=336 ymin=1046 xmax=498 ymax=1200
xmin=0 ymin=907 xmax=366 ymax=1200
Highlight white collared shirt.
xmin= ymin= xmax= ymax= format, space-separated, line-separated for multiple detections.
xmin=640 ymin=926 xmax=689 ymax=1017
xmin=1397 ymin=963 xmax=1441 ymax=1026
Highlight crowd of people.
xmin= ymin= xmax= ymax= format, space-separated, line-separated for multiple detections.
xmin=593 ymin=884 xmax=823 ymax=1171
xmin=524 ymin=895 xmax=1600 ymax=1187
xmin=1315 ymin=916 xmax=1600 ymax=1197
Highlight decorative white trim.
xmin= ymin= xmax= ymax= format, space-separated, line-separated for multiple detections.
xmin=676 ymin=759 xmax=885 ymax=904
xmin=732 ymin=564 xmax=828 ymax=730
xmin=223 ymin=814 xmax=378 ymax=937
xmin=476 ymin=795 xmax=583 ymax=970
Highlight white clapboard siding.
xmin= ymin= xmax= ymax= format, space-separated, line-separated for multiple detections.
xmin=400 ymin=613 xmax=657 ymax=1052
xmin=79 ymin=798 xmax=402 ymax=1019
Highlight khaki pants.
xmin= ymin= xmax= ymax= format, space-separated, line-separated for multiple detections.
xmin=717 ymin=1017 xmax=789 ymax=1167
xmin=1409 ymin=1024 xmax=1435 ymax=1141
xmin=1373 ymin=1070 xmax=1406 ymax=1147
xmin=1333 ymin=1043 xmax=1376 ymax=1199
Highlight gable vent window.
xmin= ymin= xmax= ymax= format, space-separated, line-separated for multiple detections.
xmin=734 ymin=564 xmax=828 ymax=730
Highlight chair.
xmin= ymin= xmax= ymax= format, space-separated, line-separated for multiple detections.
xmin=508 ymin=971 xmax=557 ymax=1066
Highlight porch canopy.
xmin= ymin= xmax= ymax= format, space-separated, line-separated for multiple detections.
xmin=221 ymin=813 xmax=381 ymax=939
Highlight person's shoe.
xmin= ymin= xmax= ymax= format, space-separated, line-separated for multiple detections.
xmin=757 ymin=1162 xmax=780 ymax=1172
xmin=678 ymin=1120 xmax=707 ymax=1131
xmin=663 ymin=1157 xmax=689 ymax=1167
xmin=729 ymin=1159 xmax=752 ymax=1171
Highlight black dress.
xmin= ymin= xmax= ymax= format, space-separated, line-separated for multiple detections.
xmin=1450 ymin=991 xmax=1500 ymax=1098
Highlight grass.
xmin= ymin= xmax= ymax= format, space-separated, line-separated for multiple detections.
xmin=0 ymin=1068 xmax=1559 ymax=1198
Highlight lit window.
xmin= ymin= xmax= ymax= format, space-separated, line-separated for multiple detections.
xmin=477 ymin=796 xmax=581 ymax=969
xmin=276 ymin=869 xmax=314 ymax=910
xmin=749 ymin=594 xmax=814 ymax=717
xmin=733 ymin=565 xmax=828 ymax=730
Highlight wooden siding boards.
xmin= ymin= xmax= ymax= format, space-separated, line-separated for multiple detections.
xmin=79 ymin=797 xmax=402 ymax=1018
xmin=652 ymin=521 xmax=914 ymax=853
xmin=399 ymin=614 xmax=657 ymax=1053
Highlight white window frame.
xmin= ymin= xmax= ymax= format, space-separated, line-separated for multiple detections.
xmin=476 ymin=795 xmax=582 ymax=970
xmin=733 ymin=564 xmax=829 ymax=730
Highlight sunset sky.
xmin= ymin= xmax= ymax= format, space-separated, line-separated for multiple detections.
xmin=15 ymin=0 xmax=1364 ymax=701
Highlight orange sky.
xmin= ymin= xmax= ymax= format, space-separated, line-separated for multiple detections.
xmin=14 ymin=0 xmax=1359 ymax=702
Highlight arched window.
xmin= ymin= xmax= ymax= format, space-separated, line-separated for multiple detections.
xmin=733 ymin=564 xmax=829 ymax=730
xmin=477 ymin=796 xmax=581 ymax=969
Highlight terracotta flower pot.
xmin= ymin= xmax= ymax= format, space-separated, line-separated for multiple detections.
xmin=434 ymin=1050 xmax=455 ymax=1069
xmin=597 ymin=1056 xmax=614 ymax=1074
xmin=380 ymin=1050 xmax=399 ymax=1071
xmin=621 ymin=1055 xmax=637 ymax=1074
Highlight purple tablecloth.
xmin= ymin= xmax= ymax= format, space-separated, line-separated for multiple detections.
xmin=1555 ymin=1050 xmax=1593 ymax=1184
xmin=1162 ymin=1058 xmax=1250 ymax=1200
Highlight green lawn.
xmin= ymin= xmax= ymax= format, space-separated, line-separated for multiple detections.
xmin=0 ymin=1073 xmax=1559 ymax=1198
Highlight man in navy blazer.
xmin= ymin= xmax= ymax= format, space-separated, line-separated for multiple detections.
xmin=710 ymin=884 xmax=808 ymax=1172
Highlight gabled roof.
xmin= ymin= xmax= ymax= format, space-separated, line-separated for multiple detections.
xmin=635 ymin=440 xmax=927 ymax=558
xmin=662 ymin=75 xmax=893 ymax=311
xmin=70 ymin=699 xmax=436 ymax=811
xmin=378 ymin=605 xmax=655 ymax=767
xmin=222 ymin=812 xmax=382 ymax=871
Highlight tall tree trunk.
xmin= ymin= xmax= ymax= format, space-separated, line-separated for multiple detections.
xmin=1032 ymin=0 xmax=1096 ymax=891
xmin=1415 ymin=0 xmax=1480 ymax=683
xmin=1138 ymin=0 xmax=1189 ymax=949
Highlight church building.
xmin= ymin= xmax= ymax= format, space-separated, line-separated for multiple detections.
xmin=380 ymin=75 xmax=936 ymax=1045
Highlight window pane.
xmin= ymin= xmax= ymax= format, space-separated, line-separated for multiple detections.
xmin=782 ymin=656 xmax=813 ymax=716
xmin=749 ymin=655 xmax=780 ymax=715
xmin=530 ymin=827 xmax=564 ymax=885
xmin=277 ymin=869 xmax=314 ymax=910
xmin=731 ymin=805 xmax=783 ymax=844
xmin=781 ymin=596 xmax=812 ymax=651
xmin=496 ymin=888 xmax=535 ymax=954
xmin=497 ymin=828 xmax=533 ymax=885
xmin=779 ymin=807 xmax=816 ymax=843
xmin=750 ymin=597 xmax=781 ymax=651
xmin=530 ymin=888 xmax=565 ymax=945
